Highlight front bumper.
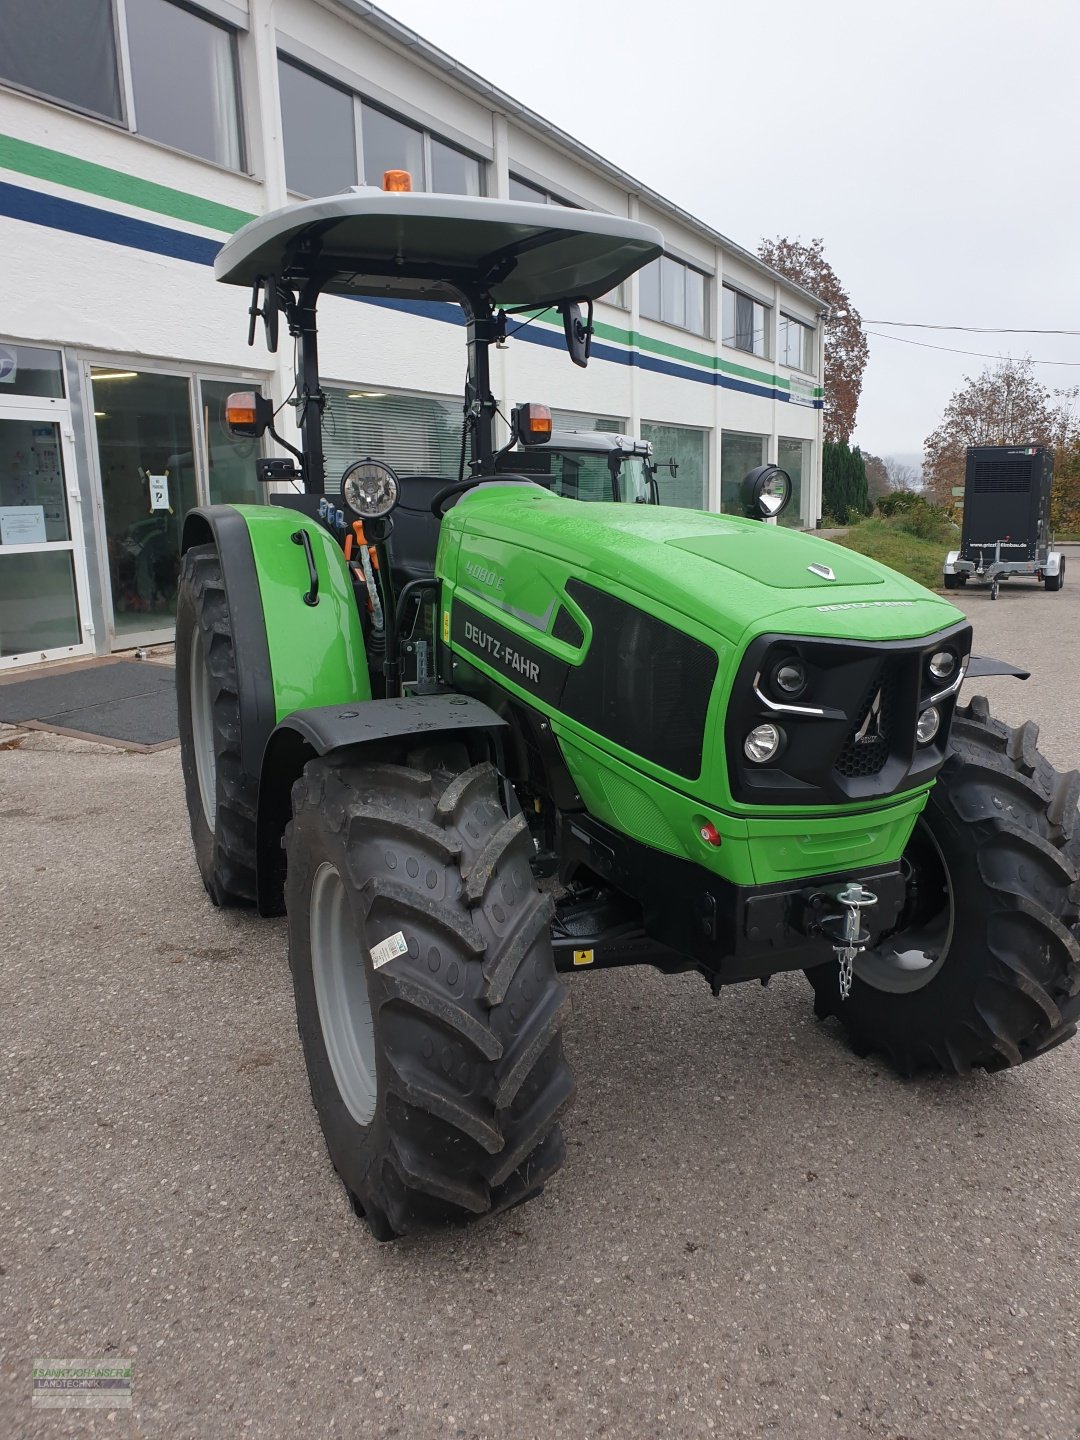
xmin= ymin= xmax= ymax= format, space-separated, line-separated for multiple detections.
xmin=555 ymin=812 xmax=909 ymax=983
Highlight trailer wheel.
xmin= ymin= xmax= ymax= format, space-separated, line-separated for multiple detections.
xmin=175 ymin=544 xmax=258 ymax=906
xmin=285 ymin=753 xmax=574 ymax=1239
xmin=1046 ymin=560 xmax=1065 ymax=591
xmin=808 ymin=696 xmax=1080 ymax=1074
xmin=942 ymin=573 xmax=965 ymax=590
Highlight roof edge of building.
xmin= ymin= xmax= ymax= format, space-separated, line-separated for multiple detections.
xmin=330 ymin=0 xmax=829 ymax=311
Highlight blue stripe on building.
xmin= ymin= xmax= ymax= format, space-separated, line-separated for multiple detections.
xmin=0 ymin=180 xmax=822 ymax=409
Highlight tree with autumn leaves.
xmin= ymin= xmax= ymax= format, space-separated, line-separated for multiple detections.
xmin=923 ymin=359 xmax=1080 ymax=532
xmin=758 ymin=236 xmax=869 ymax=445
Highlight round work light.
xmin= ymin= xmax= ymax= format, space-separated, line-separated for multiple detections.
xmin=916 ymin=706 xmax=941 ymax=745
xmin=928 ymin=650 xmax=957 ymax=682
xmin=744 ymin=723 xmax=783 ymax=763
xmin=741 ymin=464 xmax=792 ymax=520
xmin=342 ymin=459 xmax=401 ymax=519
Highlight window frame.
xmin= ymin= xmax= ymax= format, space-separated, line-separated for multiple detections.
xmin=640 ymin=255 xmax=710 ymax=337
xmin=0 ymin=0 xmax=249 ymax=172
xmin=779 ymin=312 xmax=815 ymax=375
xmin=278 ymin=49 xmax=487 ymax=200
xmin=721 ymin=283 xmax=772 ymax=360
xmin=123 ymin=0 xmax=247 ymax=173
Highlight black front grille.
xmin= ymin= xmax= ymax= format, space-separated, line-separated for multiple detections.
xmin=834 ymin=666 xmax=896 ymax=778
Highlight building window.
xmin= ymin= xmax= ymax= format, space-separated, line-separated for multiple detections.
xmin=720 ymin=431 xmax=767 ymax=513
xmin=508 ymin=174 xmax=575 ymax=206
xmin=641 ymin=422 xmax=709 ymax=510
xmin=777 ymin=437 xmax=808 ymax=528
xmin=0 ymin=0 xmax=245 ymax=169
xmin=321 ymin=388 xmax=464 ymax=491
xmin=722 ymin=286 xmax=770 ymax=358
xmin=279 ymin=60 xmax=356 ymax=199
xmin=779 ymin=314 xmax=814 ymax=373
xmin=0 ymin=0 xmax=124 ymax=122
xmin=279 ymin=56 xmax=484 ymax=199
xmin=550 ymin=411 xmax=626 ymax=433
xmin=640 ymin=257 xmax=709 ymax=335
xmin=126 ymin=0 xmax=244 ymax=170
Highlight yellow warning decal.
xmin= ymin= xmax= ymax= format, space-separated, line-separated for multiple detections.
xmin=442 ymin=610 xmax=450 ymax=642
xmin=573 ymin=949 xmax=594 ymax=966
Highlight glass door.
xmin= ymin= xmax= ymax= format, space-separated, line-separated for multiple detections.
xmin=90 ymin=367 xmax=200 ymax=645
xmin=0 ymin=406 xmax=93 ymax=669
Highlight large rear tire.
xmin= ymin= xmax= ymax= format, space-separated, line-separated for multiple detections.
xmin=285 ymin=752 xmax=574 ymax=1239
xmin=808 ymin=696 xmax=1080 ymax=1073
xmin=175 ymin=544 xmax=258 ymax=906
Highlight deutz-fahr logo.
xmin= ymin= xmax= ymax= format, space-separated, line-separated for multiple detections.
xmin=854 ymin=689 xmax=885 ymax=744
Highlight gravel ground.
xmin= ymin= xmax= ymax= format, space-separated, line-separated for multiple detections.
xmin=2 ymin=555 xmax=1080 ymax=1440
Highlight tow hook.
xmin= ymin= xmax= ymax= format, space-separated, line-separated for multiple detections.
xmin=819 ymin=883 xmax=878 ymax=1000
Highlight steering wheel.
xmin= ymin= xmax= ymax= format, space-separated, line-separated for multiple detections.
xmin=429 ymin=474 xmax=544 ymax=518
xmin=430 ymin=477 xmax=482 ymax=517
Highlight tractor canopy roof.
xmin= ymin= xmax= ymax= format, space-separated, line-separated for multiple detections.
xmin=214 ymin=188 xmax=664 ymax=307
xmin=532 ymin=430 xmax=652 ymax=457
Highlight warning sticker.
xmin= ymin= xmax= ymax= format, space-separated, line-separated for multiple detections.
xmin=572 ymin=949 xmax=594 ymax=967
xmin=370 ymin=931 xmax=408 ymax=969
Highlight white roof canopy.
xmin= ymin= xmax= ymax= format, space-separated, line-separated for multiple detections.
xmin=214 ymin=189 xmax=664 ymax=308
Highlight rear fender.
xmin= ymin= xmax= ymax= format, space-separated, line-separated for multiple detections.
xmin=256 ymin=695 xmax=508 ymax=914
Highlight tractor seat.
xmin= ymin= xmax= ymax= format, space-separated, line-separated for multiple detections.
xmin=386 ymin=474 xmax=455 ymax=588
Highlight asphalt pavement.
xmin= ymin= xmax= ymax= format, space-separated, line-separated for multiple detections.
xmin=2 ymin=552 xmax=1080 ymax=1439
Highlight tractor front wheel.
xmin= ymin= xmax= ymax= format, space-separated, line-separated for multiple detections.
xmin=808 ymin=696 xmax=1080 ymax=1073
xmin=285 ymin=752 xmax=574 ymax=1239
xmin=175 ymin=544 xmax=258 ymax=906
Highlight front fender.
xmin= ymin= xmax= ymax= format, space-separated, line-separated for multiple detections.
xmin=255 ymin=694 xmax=507 ymax=915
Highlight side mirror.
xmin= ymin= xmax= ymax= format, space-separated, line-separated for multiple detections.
xmin=225 ymin=391 xmax=275 ymax=438
xmin=512 ymin=402 xmax=553 ymax=447
xmin=559 ymin=300 xmax=593 ymax=368
xmin=246 ymin=274 xmax=280 ymax=353
xmin=742 ymin=464 xmax=791 ymax=520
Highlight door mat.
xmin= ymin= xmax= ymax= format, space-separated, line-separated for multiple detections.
xmin=0 ymin=659 xmax=178 ymax=750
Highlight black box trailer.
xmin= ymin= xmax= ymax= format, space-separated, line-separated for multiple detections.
xmin=943 ymin=444 xmax=1064 ymax=599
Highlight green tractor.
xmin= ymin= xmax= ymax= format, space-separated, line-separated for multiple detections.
xmin=177 ymin=183 xmax=1080 ymax=1241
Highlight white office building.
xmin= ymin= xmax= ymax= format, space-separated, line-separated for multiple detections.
xmin=0 ymin=0 xmax=825 ymax=668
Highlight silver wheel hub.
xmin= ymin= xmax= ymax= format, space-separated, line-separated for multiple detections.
xmin=309 ymin=862 xmax=378 ymax=1126
xmin=189 ymin=628 xmax=217 ymax=830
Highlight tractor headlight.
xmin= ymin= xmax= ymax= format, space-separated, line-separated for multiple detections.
xmin=342 ymin=458 xmax=400 ymax=519
xmin=741 ymin=464 xmax=792 ymax=520
xmin=744 ymin=723 xmax=783 ymax=763
xmin=928 ymin=650 xmax=957 ymax=682
xmin=916 ymin=706 xmax=941 ymax=745
xmin=773 ymin=660 xmax=807 ymax=698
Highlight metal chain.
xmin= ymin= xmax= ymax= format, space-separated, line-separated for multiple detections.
xmin=838 ymin=946 xmax=855 ymax=1000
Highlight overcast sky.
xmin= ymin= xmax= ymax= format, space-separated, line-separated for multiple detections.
xmin=379 ymin=0 xmax=1079 ymax=463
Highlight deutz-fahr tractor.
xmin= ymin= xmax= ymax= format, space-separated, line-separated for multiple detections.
xmin=176 ymin=178 xmax=1080 ymax=1241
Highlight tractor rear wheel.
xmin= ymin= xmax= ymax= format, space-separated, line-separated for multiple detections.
xmin=175 ymin=544 xmax=258 ymax=906
xmin=808 ymin=696 xmax=1080 ymax=1074
xmin=285 ymin=751 xmax=574 ymax=1239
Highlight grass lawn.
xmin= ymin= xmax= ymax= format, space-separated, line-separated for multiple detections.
xmin=824 ymin=518 xmax=951 ymax=592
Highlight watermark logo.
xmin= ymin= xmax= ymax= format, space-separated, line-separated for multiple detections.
xmin=0 ymin=345 xmax=17 ymax=384
xmin=32 ymin=1359 xmax=132 ymax=1409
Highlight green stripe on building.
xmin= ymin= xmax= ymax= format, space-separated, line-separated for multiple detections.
xmin=0 ymin=133 xmax=254 ymax=233
xmin=0 ymin=132 xmax=823 ymax=399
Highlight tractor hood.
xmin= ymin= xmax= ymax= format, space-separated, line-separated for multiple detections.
xmin=444 ymin=485 xmax=963 ymax=646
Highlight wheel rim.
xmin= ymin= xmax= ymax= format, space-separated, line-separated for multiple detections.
xmin=189 ymin=628 xmax=217 ymax=830
xmin=855 ymin=821 xmax=954 ymax=994
xmin=309 ymin=862 xmax=378 ymax=1126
